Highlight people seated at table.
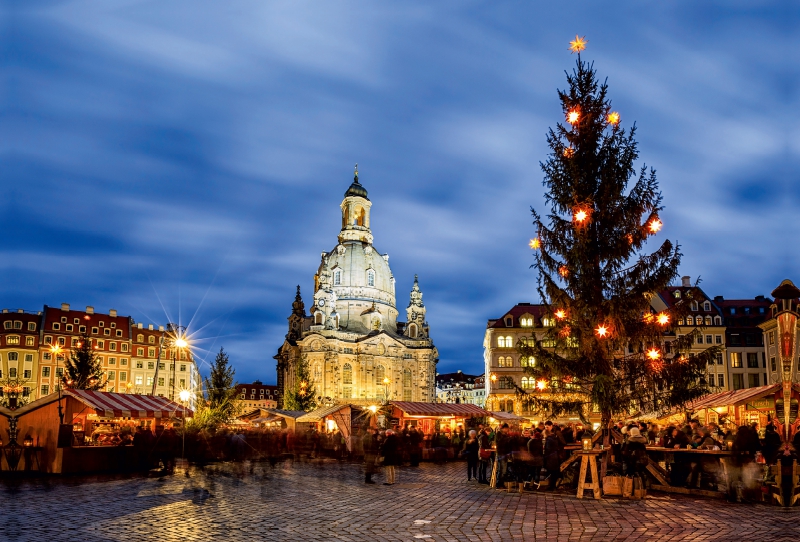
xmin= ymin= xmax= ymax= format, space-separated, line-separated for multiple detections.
xmin=621 ymin=427 xmax=648 ymax=476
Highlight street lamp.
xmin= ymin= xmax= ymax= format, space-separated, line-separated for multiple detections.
xmin=178 ymin=389 xmax=191 ymax=459
xmin=50 ymin=344 xmax=64 ymax=424
xmin=382 ymin=376 xmax=390 ymax=403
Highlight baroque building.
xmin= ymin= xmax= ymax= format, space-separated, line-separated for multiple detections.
xmin=275 ymin=168 xmax=438 ymax=406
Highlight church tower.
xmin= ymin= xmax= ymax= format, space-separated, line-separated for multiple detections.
xmin=405 ymin=275 xmax=428 ymax=339
xmin=338 ymin=165 xmax=373 ymax=245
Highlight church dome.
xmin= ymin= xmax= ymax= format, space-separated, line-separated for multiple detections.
xmin=344 ymin=178 xmax=368 ymax=200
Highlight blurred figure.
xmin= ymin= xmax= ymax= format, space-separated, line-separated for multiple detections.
xmin=381 ymin=429 xmax=400 ymax=485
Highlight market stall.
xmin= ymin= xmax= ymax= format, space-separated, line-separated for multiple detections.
xmin=688 ymin=383 xmax=800 ymax=438
xmin=387 ymin=401 xmax=488 ymax=435
xmin=296 ymin=404 xmax=365 ymax=451
xmin=0 ymin=390 xmax=191 ymax=474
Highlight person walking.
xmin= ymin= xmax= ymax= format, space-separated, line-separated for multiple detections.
xmin=381 ymin=429 xmax=400 ymax=485
xmin=463 ymin=430 xmax=479 ymax=481
xmin=543 ymin=428 xmax=562 ymax=490
xmin=362 ymin=428 xmax=379 ymax=484
xmin=408 ymin=427 xmax=422 ymax=467
xmin=478 ymin=427 xmax=491 ymax=484
xmin=527 ymin=429 xmax=544 ymax=487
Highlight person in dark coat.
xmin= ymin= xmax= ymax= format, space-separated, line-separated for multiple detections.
xmin=380 ymin=429 xmax=400 ymax=485
xmin=477 ymin=428 xmax=491 ymax=484
xmin=621 ymin=427 xmax=648 ymax=476
xmin=362 ymin=428 xmax=379 ymax=484
xmin=762 ymin=424 xmax=782 ymax=465
xmin=463 ymin=430 xmax=479 ymax=481
xmin=408 ymin=427 xmax=422 ymax=467
xmin=527 ymin=429 xmax=544 ymax=486
xmin=543 ymin=429 xmax=562 ymax=490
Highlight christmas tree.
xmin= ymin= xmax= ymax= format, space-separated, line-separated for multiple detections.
xmin=62 ymin=331 xmax=107 ymax=390
xmin=283 ymin=355 xmax=317 ymax=412
xmin=203 ymin=347 xmax=239 ymax=419
xmin=520 ymin=38 xmax=715 ymax=437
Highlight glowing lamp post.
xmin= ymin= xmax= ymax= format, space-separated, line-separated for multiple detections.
xmin=382 ymin=377 xmax=390 ymax=403
xmin=50 ymin=344 xmax=64 ymax=423
xmin=178 ymin=389 xmax=191 ymax=459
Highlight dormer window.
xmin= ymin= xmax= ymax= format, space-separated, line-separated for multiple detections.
xmin=690 ymin=301 xmax=698 ymax=311
xmin=673 ymin=291 xmax=681 ymax=299
xmin=703 ymin=301 xmax=711 ymax=311
xmin=542 ymin=317 xmax=553 ymax=327
xmin=504 ymin=317 xmax=513 ymax=327
xmin=519 ymin=317 xmax=533 ymax=327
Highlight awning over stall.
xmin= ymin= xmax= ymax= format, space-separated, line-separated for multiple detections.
xmin=64 ymin=390 xmax=191 ymax=419
xmin=389 ymin=401 xmax=488 ymax=417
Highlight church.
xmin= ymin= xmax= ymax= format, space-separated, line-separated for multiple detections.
xmin=274 ymin=168 xmax=438 ymax=406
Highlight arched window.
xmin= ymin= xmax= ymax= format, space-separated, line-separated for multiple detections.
xmin=375 ymin=365 xmax=385 ymax=385
xmin=505 ymin=317 xmax=512 ymax=327
xmin=408 ymin=323 xmax=418 ymax=338
xmin=498 ymin=376 xmax=514 ymax=388
xmin=334 ymin=269 xmax=342 ymax=286
xmin=148 ymin=336 xmax=155 ymax=344
xmin=505 ymin=399 xmax=514 ymax=412
xmin=137 ymin=334 xmax=144 ymax=343
xmin=314 ymin=312 xmax=323 ymax=325
xmin=353 ymin=206 xmax=364 ymax=226
xmin=367 ymin=269 xmax=375 ymax=287
xmin=674 ymin=290 xmax=681 ymax=299
xmin=703 ymin=301 xmax=711 ymax=311
xmin=342 ymin=363 xmax=353 ymax=385
xmin=685 ymin=316 xmax=693 ymax=326
xmin=690 ymin=301 xmax=698 ymax=311
xmin=714 ymin=316 xmax=722 ymax=325
xmin=520 ymin=356 xmax=534 ymax=368
xmin=705 ymin=316 xmax=712 ymax=325
xmin=313 ymin=364 xmax=321 ymax=381
xmin=521 ymin=377 xmax=534 ymax=389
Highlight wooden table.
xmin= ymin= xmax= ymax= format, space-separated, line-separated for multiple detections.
xmin=644 ymin=446 xmax=732 ymax=498
xmin=574 ymin=450 xmax=604 ymax=499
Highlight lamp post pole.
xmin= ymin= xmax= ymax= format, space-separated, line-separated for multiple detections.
xmin=51 ymin=345 xmax=64 ymax=424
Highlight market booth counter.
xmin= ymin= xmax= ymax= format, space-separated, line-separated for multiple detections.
xmin=0 ymin=390 xmax=191 ymax=474
xmin=297 ymin=404 xmax=367 ymax=452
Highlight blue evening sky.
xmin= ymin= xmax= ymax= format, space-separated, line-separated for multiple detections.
xmin=3 ymin=1 xmax=798 ymax=383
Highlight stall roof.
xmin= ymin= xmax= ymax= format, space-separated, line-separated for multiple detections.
xmin=65 ymin=389 xmax=192 ymax=419
xmin=264 ymin=408 xmax=307 ymax=419
xmin=488 ymin=411 xmax=527 ymax=422
xmin=296 ymin=404 xmax=353 ymax=422
xmin=390 ymin=401 xmax=488 ymax=417
xmin=688 ymin=383 xmax=791 ymax=411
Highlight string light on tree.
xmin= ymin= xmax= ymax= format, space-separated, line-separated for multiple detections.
xmin=656 ymin=312 xmax=670 ymax=325
xmin=555 ymin=309 xmax=566 ymax=320
xmin=646 ymin=348 xmax=661 ymax=361
xmin=563 ymin=147 xmax=575 ymax=158
xmin=529 ymin=237 xmax=541 ymax=249
xmin=573 ymin=208 xmax=589 ymax=223
xmin=567 ymin=109 xmax=580 ymax=125
xmin=649 ymin=218 xmax=663 ymax=233
xmin=559 ymin=266 xmax=569 ymax=277
xmin=607 ymin=111 xmax=620 ymax=125
xmin=595 ymin=325 xmax=610 ymax=338
xmin=536 ymin=379 xmax=548 ymax=391
xmin=569 ymin=35 xmax=587 ymax=53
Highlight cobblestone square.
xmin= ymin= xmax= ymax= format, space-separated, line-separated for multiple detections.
xmin=2 ymin=460 xmax=798 ymax=542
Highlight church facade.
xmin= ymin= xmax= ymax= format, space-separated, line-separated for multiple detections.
xmin=274 ymin=169 xmax=438 ymax=406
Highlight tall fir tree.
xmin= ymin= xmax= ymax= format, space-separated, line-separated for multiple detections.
xmin=62 ymin=331 xmax=107 ymax=390
xmin=520 ymin=49 xmax=715 ymax=437
xmin=283 ymin=355 xmax=317 ymax=412
xmin=204 ymin=347 xmax=238 ymax=418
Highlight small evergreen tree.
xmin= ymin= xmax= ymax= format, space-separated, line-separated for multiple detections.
xmin=283 ymin=356 xmax=317 ymax=412
xmin=520 ymin=47 xmax=715 ymax=448
xmin=62 ymin=331 xmax=107 ymax=390
xmin=203 ymin=347 xmax=239 ymax=419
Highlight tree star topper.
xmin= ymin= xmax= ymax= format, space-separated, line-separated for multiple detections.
xmin=569 ymin=35 xmax=587 ymax=54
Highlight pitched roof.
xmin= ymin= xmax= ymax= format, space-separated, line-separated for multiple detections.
xmin=688 ymin=383 xmax=785 ymax=411
xmin=296 ymin=403 xmax=353 ymax=422
xmin=487 ymin=303 xmax=547 ymax=329
xmin=389 ymin=401 xmax=488 ymax=417
xmin=64 ymin=389 xmax=191 ymax=419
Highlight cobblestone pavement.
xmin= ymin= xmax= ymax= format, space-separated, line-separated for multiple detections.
xmin=2 ymin=459 xmax=799 ymax=542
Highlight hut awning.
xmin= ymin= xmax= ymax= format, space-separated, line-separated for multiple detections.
xmin=296 ymin=404 xmax=352 ymax=422
xmin=65 ymin=390 xmax=191 ymax=419
xmin=488 ymin=411 xmax=526 ymax=422
xmin=688 ymin=384 xmax=782 ymax=411
xmin=389 ymin=401 xmax=488 ymax=417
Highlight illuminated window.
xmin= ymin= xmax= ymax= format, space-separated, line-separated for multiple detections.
xmin=542 ymin=318 xmax=553 ymax=327
xmin=497 ymin=356 xmax=512 ymax=367
xmin=108 ymin=371 xmax=115 ymax=381
xmin=520 ymin=356 xmax=534 ymax=368
xmin=403 ymin=369 xmax=411 ymax=389
xmin=135 ymin=375 xmax=143 ymax=385
xmin=137 ymin=334 xmax=144 ymax=343
xmin=148 ymin=336 xmax=155 ymax=344
xmin=342 ymin=363 xmax=353 ymax=385
xmin=375 ymin=365 xmax=385 ymax=385
xmin=7 ymin=336 xmax=19 ymax=345
xmin=521 ymin=377 xmax=535 ymax=389
xmin=731 ymin=352 xmax=742 ymax=368
xmin=705 ymin=316 xmax=712 ymax=326
xmin=342 ymin=386 xmax=352 ymax=399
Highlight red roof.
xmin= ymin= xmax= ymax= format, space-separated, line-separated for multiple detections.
xmin=65 ymin=389 xmax=191 ymax=419
xmin=390 ymin=401 xmax=488 ymax=417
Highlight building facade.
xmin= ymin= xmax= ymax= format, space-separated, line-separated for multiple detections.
xmin=484 ymin=276 xmax=786 ymax=418
xmin=0 ymin=303 xmax=201 ymax=410
xmin=435 ymin=371 xmax=481 ymax=405
xmin=236 ymin=381 xmax=281 ymax=410
xmin=275 ymin=170 xmax=438 ymax=407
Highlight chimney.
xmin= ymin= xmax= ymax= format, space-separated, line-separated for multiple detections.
xmin=714 ymin=296 xmax=724 ymax=302
xmin=158 ymin=325 xmax=164 ymax=332
xmin=138 ymin=323 xmax=143 ymax=329
xmin=755 ymin=295 xmax=765 ymax=302
xmin=86 ymin=306 xmax=94 ymax=314
xmin=681 ymin=276 xmax=691 ymax=288
xmin=1 ymin=309 xmax=6 ymax=313
xmin=109 ymin=309 xmax=117 ymax=317
xmin=17 ymin=309 xmax=23 ymax=313
xmin=61 ymin=303 xmax=70 ymax=311
xmin=457 ymin=370 xmax=462 ymax=373
xmin=148 ymin=324 xmax=154 ymax=330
